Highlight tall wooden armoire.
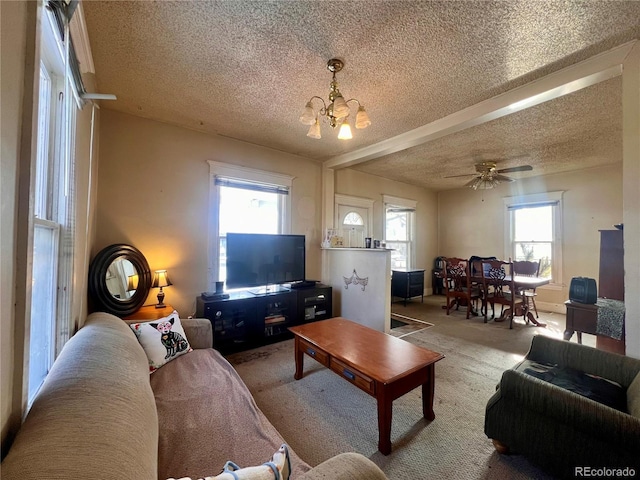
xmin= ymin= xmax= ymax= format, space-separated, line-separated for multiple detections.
xmin=598 ymin=229 xmax=624 ymax=301
xmin=596 ymin=229 xmax=625 ymax=354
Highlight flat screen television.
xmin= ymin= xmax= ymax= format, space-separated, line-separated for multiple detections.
xmin=225 ymin=233 xmax=305 ymax=293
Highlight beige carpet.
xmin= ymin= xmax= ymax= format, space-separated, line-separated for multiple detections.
xmin=227 ymin=296 xmax=583 ymax=479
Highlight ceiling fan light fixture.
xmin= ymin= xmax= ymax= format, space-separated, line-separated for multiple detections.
xmin=466 ymin=175 xmax=500 ymax=190
xmin=454 ymin=160 xmax=533 ymax=190
xmin=300 ymin=58 xmax=370 ymax=140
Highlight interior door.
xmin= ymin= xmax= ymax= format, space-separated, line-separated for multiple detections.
xmin=336 ymin=204 xmax=369 ymax=248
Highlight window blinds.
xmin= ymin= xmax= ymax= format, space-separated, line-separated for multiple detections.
xmin=507 ymin=200 xmax=559 ymax=211
xmin=214 ymin=177 xmax=289 ymax=195
xmin=46 ymin=0 xmax=85 ymax=97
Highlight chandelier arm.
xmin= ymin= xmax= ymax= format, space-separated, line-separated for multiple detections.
xmin=344 ymin=98 xmax=362 ymax=107
xmin=307 ymin=95 xmax=328 ymax=115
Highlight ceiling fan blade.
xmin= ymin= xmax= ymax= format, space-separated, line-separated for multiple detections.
xmin=493 ymin=174 xmax=515 ymax=183
xmin=497 ymin=165 xmax=533 ymax=174
xmin=443 ymin=172 xmax=477 ymax=178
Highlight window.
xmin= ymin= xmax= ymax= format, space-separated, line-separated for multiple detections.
xmin=383 ymin=195 xmax=417 ymax=271
xmin=504 ymin=192 xmax=563 ymax=285
xmin=343 ymin=212 xmax=364 ymax=226
xmin=28 ymin=3 xmax=79 ymax=404
xmin=208 ymin=162 xmax=293 ymax=289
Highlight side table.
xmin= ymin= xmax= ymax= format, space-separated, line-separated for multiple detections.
xmin=123 ymin=304 xmax=176 ymax=321
xmin=391 ymin=269 xmax=425 ymax=306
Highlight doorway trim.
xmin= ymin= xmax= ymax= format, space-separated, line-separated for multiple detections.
xmin=334 ymin=194 xmax=374 ymax=234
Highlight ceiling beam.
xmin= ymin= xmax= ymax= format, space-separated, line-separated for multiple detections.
xmin=324 ymin=40 xmax=636 ymax=170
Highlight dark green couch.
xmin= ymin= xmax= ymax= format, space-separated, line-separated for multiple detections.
xmin=485 ymin=335 xmax=640 ymax=478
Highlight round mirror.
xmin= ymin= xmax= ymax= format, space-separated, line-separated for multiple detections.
xmin=88 ymin=244 xmax=151 ymax=316
xmin=105 ymin=256 xmax=139 ymax=301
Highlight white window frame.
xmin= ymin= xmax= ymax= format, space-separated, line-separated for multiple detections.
xmin=207 ymin=161 xmax=294 ymax=290
xmin=27 ymin=3 xmax=79 ymax=406
xmin=383 ymin=194 xmax=417 ymax=270
xmin=503 ymin=191 xmax=564 ymax=290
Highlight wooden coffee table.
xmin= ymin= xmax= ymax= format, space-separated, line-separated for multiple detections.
xmin=289 ymin=317 xmax=444 ymax=455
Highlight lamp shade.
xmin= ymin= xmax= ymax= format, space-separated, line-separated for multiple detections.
xmin=152 ymin=270 xmax=172 ymax=288
xmin=337 ymin=120 xmax=353 ymax=140
xmin=307 ymin=118 xmax=322 ymax=139
xmin=355 ymin=106 xmax=371 ymax=129
xmin=126 ymin=274 xmax=139 ymax=292
xmin=299 ymin=102 xmax=316 ymax=125
xmin=332 ymin=95 xmax=350 ymax=119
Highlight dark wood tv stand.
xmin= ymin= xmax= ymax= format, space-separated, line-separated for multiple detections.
xmin=195 ymin=284 xmax=332 ymax=353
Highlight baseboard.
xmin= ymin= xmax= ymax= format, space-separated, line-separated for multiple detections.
xmin=534 ymin=301 xmax=566 ymax=314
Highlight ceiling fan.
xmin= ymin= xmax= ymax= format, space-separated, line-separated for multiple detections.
xmin=445 ymin=161 xmax=533 ymax=190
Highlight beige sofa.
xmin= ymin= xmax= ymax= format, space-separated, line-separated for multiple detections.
xmin=1 ymin=312 xmax=387 ymax=480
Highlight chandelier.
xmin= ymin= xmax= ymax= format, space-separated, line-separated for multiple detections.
xmin=299 ymin=58 xmax=371 ymax=140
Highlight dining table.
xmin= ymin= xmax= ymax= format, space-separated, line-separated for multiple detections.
xmin=480 ymin=275 xmax=550 ymax=327
xmin=439 ymin=270 xmax=550 ymax=326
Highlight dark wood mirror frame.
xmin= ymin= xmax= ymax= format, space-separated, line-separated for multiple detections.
xmin=88 ymin=244 xmax=152 ymax=316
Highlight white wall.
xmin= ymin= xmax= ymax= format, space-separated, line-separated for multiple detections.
xmin=1 ymin=0 xmax=29 ymax=455
xmin=335 ymin=168 xmax=439 ymax=291
xmin=622 ymin=42 xmax=640 ymax=358
xmin=438 ymin=165 xmax=623 ymax=311
xmin=95 ymin=110 xmax=325 ymax=317
xmin=323 ymin=248 xmax=391 ymax=332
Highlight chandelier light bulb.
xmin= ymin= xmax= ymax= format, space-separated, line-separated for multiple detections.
xmin=337 ymin=119 xmax=353 ymax=140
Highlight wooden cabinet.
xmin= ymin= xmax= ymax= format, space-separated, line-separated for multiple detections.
xmin=196 ymin=285 xmax=332 ymax=353
xmin=197 ymin=293 xmax=260 ymax=352
xmin=391 ymin=269 xmax=425 ymax=306
xmin=598 ymin=229 xmax=624 ymax=301
xmin=296 ymin=285 xmax=333 ymax=324
xmin=564 ymin=300 xmax=597 ymax=343
xmin=258 ymin=291 xmax=297 ymax=340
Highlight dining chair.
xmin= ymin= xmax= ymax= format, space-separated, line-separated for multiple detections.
xmin=469 ymin=258 xmax=487 ymax=317
xmin=513 ymin=260 xmax=541 ymax=320
xmin=443 ymin=257 xmax=481 ymax=319
xmin=481 ymin=259 xmax=524 ymax=329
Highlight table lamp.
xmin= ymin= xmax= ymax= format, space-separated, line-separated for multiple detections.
xmin=152 ymin=269 xmax=172 ymax=308
xmin=126 ymin=274 xmax=139 ymax=292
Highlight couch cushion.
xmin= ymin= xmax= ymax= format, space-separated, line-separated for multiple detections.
xmin=151 ymin=348 xmax=310 ymax=480
xmin=1 ymin=312 xmax=158 ymax=480
xmin=628 ymin=372 xmax=640 ymax=418
xmin=130 ymin=311 xmax=192 ymax=372
xmin=518 ymin=359 xmax=627 ymax=412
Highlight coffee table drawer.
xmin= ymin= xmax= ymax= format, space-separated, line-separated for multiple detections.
xmin=330 ymin=357 xmax=375 ymax=395
xmin=299 ymin=338 xmax=329 ymax=367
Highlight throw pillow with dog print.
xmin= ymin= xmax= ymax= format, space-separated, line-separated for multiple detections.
xmin=130 ymin=310 xmax=192 ymax=373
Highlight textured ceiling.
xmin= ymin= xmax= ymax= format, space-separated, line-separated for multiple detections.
xmin=82 ymin=1 xmax=640 ymax=191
